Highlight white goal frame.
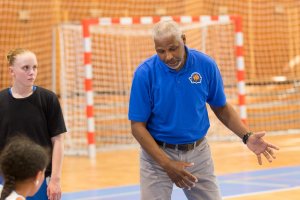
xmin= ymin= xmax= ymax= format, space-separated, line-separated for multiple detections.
xmin=78 ymin=15 xmax=247 ymax=158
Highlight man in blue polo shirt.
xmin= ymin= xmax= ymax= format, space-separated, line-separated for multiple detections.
xmin=128 ymin=20 xmax=279 ymax=200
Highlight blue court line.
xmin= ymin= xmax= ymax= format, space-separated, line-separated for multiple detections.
xmin=62 ymin=165 xmax=300 ymax=200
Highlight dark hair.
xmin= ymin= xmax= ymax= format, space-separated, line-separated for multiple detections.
xmin=0 ymin=135 xmax=49 ymax=200
xmin=6 ymin=48 xmax=30 ymax=66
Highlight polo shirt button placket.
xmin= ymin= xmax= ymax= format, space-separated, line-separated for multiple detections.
xmin=176 ymin=75 xmax=180 ymax=84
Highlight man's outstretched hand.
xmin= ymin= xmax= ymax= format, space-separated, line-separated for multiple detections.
xmin=246 ymin=131 xmax=280 ymax=165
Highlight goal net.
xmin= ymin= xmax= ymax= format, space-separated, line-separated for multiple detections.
xmin=58 ymin=16 xmax=245 ymax=155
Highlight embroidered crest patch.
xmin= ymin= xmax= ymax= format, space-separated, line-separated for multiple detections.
xmin=189 ymin=72 xmax=202 ymax=84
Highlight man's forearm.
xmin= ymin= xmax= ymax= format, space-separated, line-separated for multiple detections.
xmin=131 ymin=121 xmax=171 ymax=167
xmin=211 ymin=103 xmax=249 ymax=139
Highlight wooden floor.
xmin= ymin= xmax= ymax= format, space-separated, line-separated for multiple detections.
xmin=61 ymin=134 xmax=300 ymax=199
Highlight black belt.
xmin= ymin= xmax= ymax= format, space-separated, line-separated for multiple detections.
xmin=155 ymin=138 xmax=204 ymax=151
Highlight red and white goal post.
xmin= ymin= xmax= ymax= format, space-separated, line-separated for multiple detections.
xmin=58 ymin=15 xmax=246 ymax=157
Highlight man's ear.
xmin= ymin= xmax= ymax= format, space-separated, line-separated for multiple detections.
xmin=181 ymin=34 xmax=186 ymax=44
xmin=9 ymin=66 xmax=14 ymax=75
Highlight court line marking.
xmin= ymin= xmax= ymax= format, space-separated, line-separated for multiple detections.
xmin=220 ymin=170 xmax=300 ymax=181
xmin=71 ymin=191 xmax=140 ymax=200
xmin=221 ymin=180 xmax=289 ymax=188
xmin=223 ymin=186 xmax=300 ymax=199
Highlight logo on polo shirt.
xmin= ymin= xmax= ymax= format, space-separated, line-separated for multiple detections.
xmin=189 ymin=72 xmax=202 ymax=84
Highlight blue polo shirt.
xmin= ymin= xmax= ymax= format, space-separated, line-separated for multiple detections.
xmin=128 ymin=47 xmax=226 ymax=144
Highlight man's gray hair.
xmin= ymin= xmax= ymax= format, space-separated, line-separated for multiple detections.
xmin=152 ymin=20 xmax=182 ymax=40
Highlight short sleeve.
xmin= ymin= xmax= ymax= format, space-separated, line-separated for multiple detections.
xmin=128 ymin=67 xmax=152 ymax=122
xmin=207 ymin=61 xmax=227 ymax=107
xmin=47 ymin=93 xmax=67 ymax=137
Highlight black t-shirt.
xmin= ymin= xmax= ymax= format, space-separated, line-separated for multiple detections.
xmin=0 ymin=86 xmax=67 ymax=176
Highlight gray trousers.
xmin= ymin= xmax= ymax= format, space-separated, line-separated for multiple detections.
xmin=140 ymin=138 xmax=222 ymax=200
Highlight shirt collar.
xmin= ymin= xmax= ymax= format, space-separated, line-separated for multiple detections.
xmin=157 ymin=46 xmax=191 ymax=74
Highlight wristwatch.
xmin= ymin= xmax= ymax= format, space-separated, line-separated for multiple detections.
xmin=242 ymin=132 xmax=253 ymax=144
